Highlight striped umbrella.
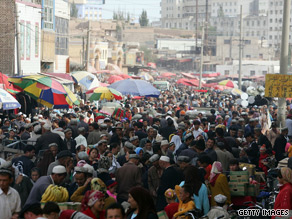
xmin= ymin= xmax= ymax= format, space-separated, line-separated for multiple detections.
xmin=8 ymin=75 xmax=79 ymax=108
xmin=89 ymin=87 xmax=123 ymax=101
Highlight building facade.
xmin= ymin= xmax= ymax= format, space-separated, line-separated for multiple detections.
xmin=16 ymin=0 xmax=42 ymax=75
xmin=73 ymin=0 xmax=104 ymax=20
xmin=160 ymin=0 xmax=211 ymax=30
xmin=55 ymin=0 xmax=70 ymax=73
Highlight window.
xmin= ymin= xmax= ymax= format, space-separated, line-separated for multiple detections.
xmin=247 ymin=21 xmax=249 ymax=26
xmin=270 ymin=19 xmax=273 ymax=23
xmin=224 ymin=70 xmax=230 ymax=75
xmin=262 ymin=71 xmax=267 ymax=75
xmin=257 ymin=20 xmax=260 ymax=26
xmin=20 ymin=21 xmax=25 ymax=60
xmin=224 ymin=39 xmax=231 ymax=44
xmin=43 ymin=0 xmax=54 ymax=30
xmin=245 ymin=40 xmax=251 ymax=44
xmin=252 ymin=21 xmax=254 ymax=26
xmin=263 ymin=20 xmax=266 ymax=26
xmin=250 ymin=70 xmax=255 ymax=76
xmin=26 ymin=22 xmax=31 ymax=60
xmin=35 ymin=23 xmax=39 ymax=57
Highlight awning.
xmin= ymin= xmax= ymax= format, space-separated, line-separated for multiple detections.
xmin=38 ymin=73 xmax=74 ymax=84
xmin=181 ymin=72 xmax=198 ymax=79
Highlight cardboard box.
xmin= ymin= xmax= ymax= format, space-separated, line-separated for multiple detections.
xmin=229 ymin=182 xmax=247 ymax=196
xmin=246 ymin=184 xmax=260 ymax=197
xmin=230 ymin=171 xmax=249 ymax=183
xmin=239 ymin=163 xmax=256 ymax=176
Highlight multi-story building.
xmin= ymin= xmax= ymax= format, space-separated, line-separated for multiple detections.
xmin=16 ymin=0 xmax=42 ymax=75
xmin=160 ymin=0 xmax=211 ymax=31
xmin=72 ymin=0 xmax=104 ymax=20
xmin=211 ymin=0 xmax=255 ymax=18
xmin=0 ymin=0 xmax=15 ymax=75
xmin=41 ymin=0 xmax=56 ymax=72
xmin=55 ymin=0 xmax=70 ymax=73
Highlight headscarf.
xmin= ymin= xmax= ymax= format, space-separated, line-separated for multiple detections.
xmin=81 ymin=190 xmax=104 ymax=211
xmin=91 ymin=178 xmax=107 ymax=194
xmin=281 ymin=167 xmax=292 ymax=184
xmin=209 ymin=161 xmax=223 ymax=186
xmin=135 ymin=147 xmax=144 ymax=155
xmin=171 ymin=135 xmax=182 ymax=153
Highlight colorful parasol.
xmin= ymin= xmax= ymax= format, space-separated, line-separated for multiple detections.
xmin=218 ymin=80 xmax=237 ymax=88
xmin=89 ymin=87 xmax=123 ymax=101
xmin=71 ymin=71 xmax=100 ymax=90
xmin=161 ymin=72 xmax=176 ymax=78
xmin=8 ymin=75 xmax=79 ymax=108
xmin=0 ymin=88 xmax=21 ymax=110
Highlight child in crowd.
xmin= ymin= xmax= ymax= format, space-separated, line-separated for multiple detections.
xmin=207 ymin=194 xmax=229 ymax=219
xmin=164 ymin=188 xmax=179 ymax=219
xmin=106 ymin=180 xmax=117 ymax=200
xmin=174 ymin=185 xmax=196 ymax=218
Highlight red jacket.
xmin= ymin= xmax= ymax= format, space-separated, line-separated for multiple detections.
xmin=272 ymin=183 xmax=292 ymax=219
xmin=164 ymin=202 xmax=179 ymax=219
xmin=82 ymin=208 xmax=106 ymax=219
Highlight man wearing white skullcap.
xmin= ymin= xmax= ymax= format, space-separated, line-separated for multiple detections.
xmin=25 ymin=165 xmax=67 ymax=206
xmin=207 ymin=194 xmax=229 ymax=219
xmin=156 ymin=155 xmax=184 ymax=211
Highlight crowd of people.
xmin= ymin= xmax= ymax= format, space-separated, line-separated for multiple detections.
xmin=0 ymin=87 xmax=292 ymax=219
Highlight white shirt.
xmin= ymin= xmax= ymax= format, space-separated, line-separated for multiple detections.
xmin=193 ymin=128 xmax=204 ymax=139
xmin=75 ymin=134 xmax=88 ymax=147
xmin=0 ymin=187 xmax=21 ymax=219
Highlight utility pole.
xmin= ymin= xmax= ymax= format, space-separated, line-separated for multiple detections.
xmin=238 ymin=5 xmax=243 ymax=90
xmin=82 ymin=36 xmax=85 ymax=66
xmin=86 ymin=20 xmax=91 ymax=71
xmin=15 ymin=3 xmax=21 ymax=76
xmin=205 ymin=0 xmax=209 ymax=51
xmin=277 ymin=0 xmax=291 ymax=127
xmin=196 ymin=0 xmax=198 ymax=49
xmin=199 ymin=25 xmax=205 ymax=89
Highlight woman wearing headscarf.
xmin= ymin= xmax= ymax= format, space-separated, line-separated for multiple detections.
xmin=273 ymin=167 xmax=292 ymax=218
xmin=208 ymin=161 xmax=231 ymax=207
xmin=126 ymin=186 xmax=158 ymax=219
xmin=81 ymin=190 xmax=106 ymax=219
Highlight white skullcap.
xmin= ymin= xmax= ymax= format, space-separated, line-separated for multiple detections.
xmin=160 ymin=140 xmax=169 ymax=146
xmin=52 ymin=165 xmax=66 ymax=174
xmin=43 ymin=123 xmax=52 ymax=130
xmin=83 ymin=164 xmax=94 ymax=175
xmin=214 ymin=194 xmax=227 ymax=204
xmin=159 ymin=156 xmax=170 ymax=163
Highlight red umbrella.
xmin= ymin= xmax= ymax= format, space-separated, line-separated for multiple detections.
xmin=147 ymin=62 xmax=156 ymax=69
xmin=119 ymin=74 xmax=132 ymax=79
xmin=161 ymin=72 xmax=176 ymax=78
xmin=108 ymin=75 xmax=124 ymax=84
xmin=0 ymin=72 xmax=21 ymax=94
xmin=177 ymin=78 xmax=200 ymax=87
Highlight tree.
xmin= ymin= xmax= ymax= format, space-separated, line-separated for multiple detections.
xmin=127 ymin=12 xmax=130 ymax=23
xmin=139 ymin=10 xmax=149 ymax=27
xmin=70 ymin=1 xmax=78 ymax=18
xmin=140 ymin=46 xmax=157 ymax=63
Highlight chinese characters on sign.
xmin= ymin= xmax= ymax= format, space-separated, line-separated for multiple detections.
xmin=265 ymin=74 xmax=292 ymax=98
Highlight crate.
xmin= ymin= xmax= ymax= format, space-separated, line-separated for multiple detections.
xmin=239 ymin=163 xmax=256 ymax=176
xmin=41 ymin=202 xmax=81 ymax=211
xmin=229 ymin=182 xmax=247 ymax=196
xmin=229 ymin=171 xmax=249 ymax=183
xmin=246 ymin=184 xmax=260 ymax=197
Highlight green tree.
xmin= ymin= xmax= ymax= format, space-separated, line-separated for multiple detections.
xmin=140 ymin=46 xmax=156 ymax=63
xmin=127 ymin=12 xmax=130 ymax=23
xmin=139 ymin=10 xmax=149 ymax=27
xmin=70 ymin=1 xmax=78 ymax=18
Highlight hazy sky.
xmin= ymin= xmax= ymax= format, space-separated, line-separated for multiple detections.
xmin=101 ymin=0 xmax=161 ymax=22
